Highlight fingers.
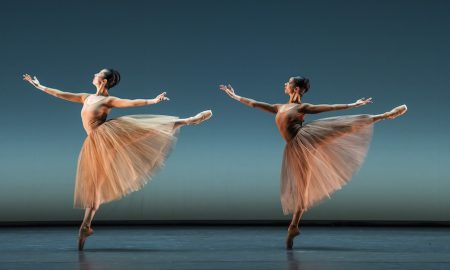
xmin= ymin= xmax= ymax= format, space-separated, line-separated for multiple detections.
xmin=361 ymin=97 xmax=373 ymax=105
xmin=360 ymin=97 xmax=372 ymax=104
xmin=219 ymin=84 xmax=235 ymax=98
xmin=360 ymin=97 xmax=372 ymax=101
xmin=22 ymin=74 xmax=31 ymax=81
xmin=22 ymin=74 xmax=36 ymax=84
xmin=158 ymin=92 xmax=169 ymax=101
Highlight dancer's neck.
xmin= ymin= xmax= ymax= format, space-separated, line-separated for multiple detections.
xmin=289 ymin=93 xmax=301 ymax=104
xmin=95 ymin=87 xmax=109 ymax=97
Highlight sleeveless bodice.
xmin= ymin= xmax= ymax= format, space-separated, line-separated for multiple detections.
xmin=275 ymin=104 xmax=305 ymax=141
xmin=81 ymin=95 xmax=111 ymax=134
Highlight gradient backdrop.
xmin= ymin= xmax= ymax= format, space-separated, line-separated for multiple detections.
xmin=0 ymin=0 xmax=449 ymax=222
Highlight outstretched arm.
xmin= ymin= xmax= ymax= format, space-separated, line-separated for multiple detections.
xmin=300 ymin=98 xmax=372 ymax=114
xmin=23 ymin=74 xmax=89 ymax=103
xmin=219 ymin=84 xmax=279 ymax=114
xmin=106 ymin=92 xmax=169 ymax=108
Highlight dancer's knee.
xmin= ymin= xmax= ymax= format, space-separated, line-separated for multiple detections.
xmin=91 ymin=202 xmax=100 ymax=211
xmin=295 ymin=206 xmax=305 ymax=215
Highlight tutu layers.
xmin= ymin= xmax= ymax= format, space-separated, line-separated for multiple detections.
xmin=74 ymin=115 xmax=178 ymax=208
xmin=279 ymin=114 xmax=373 ymax=214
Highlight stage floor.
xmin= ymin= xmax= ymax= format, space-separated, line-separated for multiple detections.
xmin=0 ymin=226 xmax=449 ymax=270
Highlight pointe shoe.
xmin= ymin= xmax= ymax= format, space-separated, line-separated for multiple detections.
xmin=187 ymin=110 xmax=213 ymax=125
xmin=286 ymin=225 xmax=300 ymax=250
xmin=78 ymin=225 xmax=94 ymax=251
xmin=386 ymin=105 xmax=407 ymax=120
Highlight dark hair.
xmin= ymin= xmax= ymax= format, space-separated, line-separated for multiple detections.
xmin=101 ymin=68 xmax=121 ymax=89
xmin=291 ymin=76 xmax=310 ymax=95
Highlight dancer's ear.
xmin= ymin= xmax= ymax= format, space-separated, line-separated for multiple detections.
xmin=100 ymin=79 xmax=107 ymax=88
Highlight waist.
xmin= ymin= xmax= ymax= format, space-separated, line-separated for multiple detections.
xmin=83 ymin=119 xmax=106 ymax=135
xmin=278 ymin=123 xmax=303 ymax=142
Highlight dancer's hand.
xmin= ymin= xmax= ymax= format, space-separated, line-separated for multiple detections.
xmin=23 ymin=74 xmax=42 ymax=88
xmin=352 ymin=97 xmax=372 ymax=108
xmin=154 ymin=92 xmax=169 ymax=103
xmin=219 ymin=84 xmax=238 ymax=100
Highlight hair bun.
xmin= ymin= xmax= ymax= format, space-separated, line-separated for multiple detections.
xmin=103 ymin=68 xmax=121 ymax=89
xmin=303 ymin=78 xmax=310 ymax=92
xmin=292 ymin=76 xmax=310 ymax=95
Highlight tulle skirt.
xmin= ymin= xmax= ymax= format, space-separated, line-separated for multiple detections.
xmin=74 ymin=115 xmax=178 ymax=209
xmin=280 ymin=115 xmax=373 ymax=214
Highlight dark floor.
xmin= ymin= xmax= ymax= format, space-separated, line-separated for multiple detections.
xmin=0 ymin=226 xmax=449 ymax=270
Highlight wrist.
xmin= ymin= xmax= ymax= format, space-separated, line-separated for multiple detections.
xmin=37 ymin=85 xmax=46 ymax=91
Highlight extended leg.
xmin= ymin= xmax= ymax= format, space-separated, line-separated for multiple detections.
xmin=372 ymin=104 xmax=407 ymax=123
xmin=173 ymin=110 xmax=212 ymax=130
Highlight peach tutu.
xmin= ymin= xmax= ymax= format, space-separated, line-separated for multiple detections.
xmin=74 ymin=115 xmax=178 ymax=209
xmin=280 ymin=115 xmax=373 ymax=214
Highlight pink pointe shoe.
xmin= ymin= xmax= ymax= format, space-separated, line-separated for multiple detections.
xmin=78 ymin=225 xmax=94 ymax=251
xmin=286 ymin=225 xmax=301 ymax=250
xmin=187 ymin=110 xmax=213 ymax=125
xmin=386 ymin=105 xmax=407 ymax=119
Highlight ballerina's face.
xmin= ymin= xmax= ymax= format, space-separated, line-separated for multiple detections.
xmin=92 ymin=69 xmax=108 ymax=87
xmin=284 ymin=77 xmax=297 ymax=95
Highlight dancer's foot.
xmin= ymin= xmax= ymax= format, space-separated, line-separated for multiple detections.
xmin=186 ymin=110 xmax=213 ymax=125
xmin=78 ymin=225 xmax=94 ymax=251
xmin=286 ymin=225 xmax=300 ymax=250
xmin=385 ymin=105 xmax=407 ymax=120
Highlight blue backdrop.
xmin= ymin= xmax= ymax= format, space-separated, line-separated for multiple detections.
xmin=0 ymin=0 xmax=449 ymax=222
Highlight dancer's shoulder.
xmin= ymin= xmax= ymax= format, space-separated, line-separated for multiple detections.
xmin=298 ymin=102 xmax=313 ymax=112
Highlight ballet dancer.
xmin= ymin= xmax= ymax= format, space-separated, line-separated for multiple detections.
xmin=219 ymin=76 xmax=406 ymax=249
xmin=23 ymin=69 xmax=212 ymax=250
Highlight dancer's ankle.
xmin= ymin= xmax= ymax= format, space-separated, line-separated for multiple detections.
xmin=186 ymin=110 xmax=212 ymax=125
xmin=80 ymin=223 xmax=91 ymax=230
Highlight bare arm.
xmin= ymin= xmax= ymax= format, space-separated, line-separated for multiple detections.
xmin=23 ymin=74 xmax=89 ymax=103
xmin=300 ymin=98 xmax=372 ymax=114
xmin=105 ymin=92 xmax=169 ymax=108
xmin=219 ymin=84 xmax=279 ymax=114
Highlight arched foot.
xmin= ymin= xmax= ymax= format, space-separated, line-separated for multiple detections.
xmin=286 ymin=225 xmax=300 ymax=250
xmin=78 ymin=225 xmax=94 ymax=251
